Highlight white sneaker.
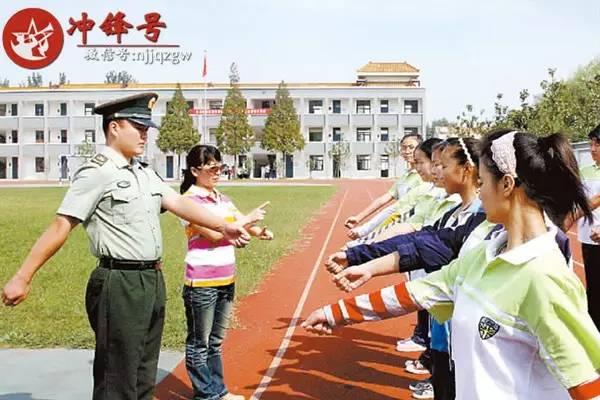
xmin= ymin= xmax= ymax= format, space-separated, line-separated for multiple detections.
xmin=221 ymin=394 xmax=245 ymax=400
xmin=409 ymin=379 xmax=432 ymax=392
xmin=396 ymin=338 xmax=427 ymax=352
xmin=405 ymin=360 xmax=429 ymax=375
xmin=412 ymin=386 xmax=434 ymax=399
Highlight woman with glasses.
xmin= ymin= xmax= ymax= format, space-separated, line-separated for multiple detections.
xmin=179 ymin=145 xmax=273 ymax=400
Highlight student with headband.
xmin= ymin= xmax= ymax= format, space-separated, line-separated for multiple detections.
xmin=306 ymin=130 xmax=600 ymax=400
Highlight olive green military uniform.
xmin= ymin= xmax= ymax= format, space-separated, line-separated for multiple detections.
xmin=57 ymin=93 xmax=176 ymax=400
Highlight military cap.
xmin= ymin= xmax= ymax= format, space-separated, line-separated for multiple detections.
xmin=94 ymin=92 xmax=159 ymax=128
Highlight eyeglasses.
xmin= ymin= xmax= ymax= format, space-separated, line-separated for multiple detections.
xmin=200 ymin=164 xmax=223 ymax=174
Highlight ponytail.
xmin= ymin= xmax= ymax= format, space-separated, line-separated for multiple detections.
xmin=481 ymin=129 xmax=593 ymax=228
xmin=180 ymin=168 xmax=196 ymax=194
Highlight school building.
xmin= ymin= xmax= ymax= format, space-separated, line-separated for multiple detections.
xmin=0 ymin=61 xmax=427 ymax=181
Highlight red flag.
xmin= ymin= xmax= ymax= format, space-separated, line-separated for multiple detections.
xmin=202 ymin=52 xmax=207 ymax=78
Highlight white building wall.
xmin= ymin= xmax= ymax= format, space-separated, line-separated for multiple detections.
xmin=0 ymin=84 xmax=426 ymax=180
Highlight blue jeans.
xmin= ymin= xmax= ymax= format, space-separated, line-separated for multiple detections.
xmin=183 ymin=284 xmax=235 ymax=400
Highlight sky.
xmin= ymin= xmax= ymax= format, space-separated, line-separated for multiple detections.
xmin=1 ymin=0 xmax=599 ymax=122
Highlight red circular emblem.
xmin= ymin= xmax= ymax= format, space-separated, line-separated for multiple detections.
xmin=3 ymin=8 xmax=64 ymax=69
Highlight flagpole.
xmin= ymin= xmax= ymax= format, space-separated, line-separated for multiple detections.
xmin=203 ymin=50 xmax=207 ymax=144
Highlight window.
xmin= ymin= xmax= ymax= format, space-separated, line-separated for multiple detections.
xmin=380 ymin=127 xmax=389 ymax=142
xmin=357 ymin=155 xmax=371 ymax=171
xmin=309 ymin=128 xmax=323 ymax=142
xmin=332 ymin=127 xmax=342 ymax=142
xmin=356 ymin=127 xmax=371 ymax=142
xmin=85 ymin=130 xmax=96 ymax=143
xmin=84 ymin=103 xmax=94 ymax=116
xmin=60 ymin=130 xmax=67 ymax=143
xmin=404 ymin=127 xmax=419 ymax=136
xmin=35 ymin=130 xmax=44 ymax=143
xmin=309 ymin=155 xmax=324 ymax=171
xmin=35 ymin=103 xmax=44 ymax=116
xmin=11 ymin=104 xmax=17 ymax=116
xmin=187 ymin=101 xmax=194 ymax=110
xmin=380 ymin=100 xmax=389 ymax=113
xmin=261 ymin=100 xmax=271 ymax=109
xmin=11 ymin=130 xmax=17 ymax=143
xmin=356 ymin=100 xmax=371 ymax=114
xmin=308 ymin=100 xmax=323 ymax=114
xmin=380 ymin=154 xmax=389 ymax=170
xmin=0 ymin=131 xmax=6 ymax=143
xmin=404 ymin=100 xmax=419 ymax=113
xmin=35 ymin=157 xmax=45 ymax=173
xmin=209 ymin=100 xmax=223 ymax=110
xmin=332 ymin=100 xmax=341 ymax=114
xmin=0 ymin=104 xmax=6 ymax=116
xmin=60 ymin=102 xmax=67 ymax=116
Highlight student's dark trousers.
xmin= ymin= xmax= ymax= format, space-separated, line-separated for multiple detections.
xmin=582 ymin=243 xmax=600 ymax=330
xmin=431 ymin=350 xmax=455 ymax=400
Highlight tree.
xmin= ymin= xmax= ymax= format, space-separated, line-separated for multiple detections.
xmin=451 ymin=104 xmax=492 ymax=137
xmin=49 ymin=72 xmax=68 ymax=88
xmin=384 ymin=139 xmax=403 ymax=177
xmin=305 ymin=156 xmax=320 ymax=179
xmin=328 ymin=141 xmax=351 ymax=178
xmin=75 ymin=136 xmax=95 ymax=159
xmin=26 ymin=72 xmax=43 ymax=87
xmin=105 ymin=70 xmax=137 ymax=86
xmin=156 ymin=83 xmax=199 ymax=178
xmin=0 ymin=78 xmax=9 ymax=87
xmin=216 ymin=63 xmax=254 ymax=169
xmin=261 ymin=80 xmax=305 ymax=177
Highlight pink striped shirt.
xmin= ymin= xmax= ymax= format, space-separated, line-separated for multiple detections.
xmin=182 ymin=185 xmax=239 ymax=287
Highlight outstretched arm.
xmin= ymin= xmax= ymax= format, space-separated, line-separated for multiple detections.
xmin=344 ymin=192 xmax=393 ymax=229
xmin=2 ymin=215 xmax=79 ymax=306
xmin=302 ymin=281 xmax=421 ymax=334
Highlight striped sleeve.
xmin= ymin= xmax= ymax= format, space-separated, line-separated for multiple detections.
xmin=569 ymin=378 xmax=600 ymax=400
xmin=323 ymin=282 xmax=420 ymax=327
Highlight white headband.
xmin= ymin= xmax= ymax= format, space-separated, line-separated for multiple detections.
xmin=458 ymin=137 xmax=475 ymax=166
xmin=491 ymin=131 xmax=518 ymax=178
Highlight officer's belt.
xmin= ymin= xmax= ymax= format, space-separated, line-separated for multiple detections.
xmin=99 ymin=257 xmax=161 ymax=271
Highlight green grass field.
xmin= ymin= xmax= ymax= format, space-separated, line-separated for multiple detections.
xmin=0 ymin=185 xmax=335 ymax=349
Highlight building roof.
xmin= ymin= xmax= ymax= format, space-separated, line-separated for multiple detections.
xmin=357 ymin=62 xmax=419 ymax=74
xmin=0 ymin=80 xmax=421 ymax=92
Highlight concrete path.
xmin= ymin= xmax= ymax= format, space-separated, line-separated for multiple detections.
xmin=0 ymin=349 xmax=182 ymax=400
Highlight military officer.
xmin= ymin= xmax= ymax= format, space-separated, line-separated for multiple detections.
xmin=1 ymin=92 xmax=254 ymax=400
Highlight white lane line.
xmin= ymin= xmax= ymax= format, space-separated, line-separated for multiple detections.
xmin=250 ymin=189 xmax=349 ymax=400
xmin=366 ymin=189 xmax=374 ymax=201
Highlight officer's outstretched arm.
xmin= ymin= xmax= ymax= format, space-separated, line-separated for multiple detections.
xmin=2 ymin=215 xmax=79 ymax=307
xmin=162 ymin=193 xmax=250 ymax=246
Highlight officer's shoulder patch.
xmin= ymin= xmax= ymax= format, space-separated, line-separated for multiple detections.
xmin=89 ymin=153 xmax=108 ymax=167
